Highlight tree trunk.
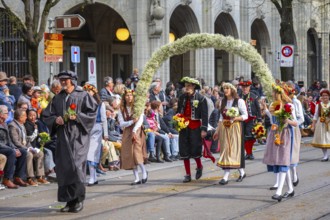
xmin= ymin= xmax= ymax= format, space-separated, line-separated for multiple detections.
xmin=279 ymin=0 xmax=295 ymax=81
xmin=28 ymin=45 xmax=39 ymax=82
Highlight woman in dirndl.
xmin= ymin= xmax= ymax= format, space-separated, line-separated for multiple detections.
xmin=262 ymin=83 xmax=297 ymax=202
xmin=311 ymin=89 xmax=330 ymax=161
xmin=118 ymin=89 xmax=148 ymax=185
xmin=84 ymin=84 xmax=108 ymax=186
xmin=213 ymin=82 xmax=248 ymax=185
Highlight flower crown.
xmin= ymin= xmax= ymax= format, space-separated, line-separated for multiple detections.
xmin=272 ymin=83 xmax=283 ymax=94
xmin=123 ymin=89 xmax=135 ymax=95
xmin=83 ymin=84 xmax=98 ymax=94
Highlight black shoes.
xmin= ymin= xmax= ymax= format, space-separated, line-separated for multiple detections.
xmin=195 ymin=167 xmax=203 ymax=180
xmin=293 ymin=178 xmax=299 ymax=187
xmin=60 ymin=204 xmax=71 ymax=212
xmin=236 ymin=174 xmax=246 ymax=182
xmin=87 ymin=181 xmax=98 ymax=187
xmin=164 ymin=157 xmax=172 ymax=162
xmin=245 ymin=154 xmax=255 ymax=160
xmin=148 ymin=155 xmax=157 ymax=163
xmin=283 ymin=191 xmax=295 ymax=198
xmin=183 ymin=175 xmax=191 ymax=183
xmin=219 ymin=179 xmax=228 ymax=185
xmin=131 ymin=180 xmax=142 ymax=185
xmin=321 ymin=157 xmax=329 ymax=162
xmin=142 ymin=172 xmax=148 ymax=184
xmin=271 ymin=194 xmax=282 ymax=202
xmin=269 ymin=186 xmax=278 ymax=190
xmin=69 ymin=202 xmax=84 ymax=213
xmin=170 ymin=155 xmax=178 ymax=161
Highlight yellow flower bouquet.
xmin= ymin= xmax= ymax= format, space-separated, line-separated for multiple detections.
xmin=172 ymin=114 xmax=189 ymax=132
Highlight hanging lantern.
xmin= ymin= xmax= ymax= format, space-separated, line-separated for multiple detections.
xmin=116 ymin=28 xmax=130 ymax=41
xmin=169 ymin=32 xmax=176 ymax=43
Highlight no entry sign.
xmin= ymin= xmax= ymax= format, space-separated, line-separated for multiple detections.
xmin=280 ymin=45 xmax=294 ymax=67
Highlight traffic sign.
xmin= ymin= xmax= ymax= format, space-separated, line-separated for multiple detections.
xmin=71 ymin=46 xmax=80 ymax=63
xmin=44 ymin=33 xmax=63 ymax=62
xmin=88 ymin=57 xmax=97 ymax=88
xmin=55 ymin=14 xmax=86 ymax=31
xmin=280 ymin=44 xmax=294 ymax=67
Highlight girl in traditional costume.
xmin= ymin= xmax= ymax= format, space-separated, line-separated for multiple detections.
xmin=311 ymin=89 xmax=330 ymax=161
xmin=213 ymin=82 xmax=248 ymax=185
xmin=118 ymin=89 xmax=148 ymax=185
xmin=262 ymin=83 xmax=297 ymax=202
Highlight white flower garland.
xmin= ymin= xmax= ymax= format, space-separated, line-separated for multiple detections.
xmin=133 ymin=33 xmax=275 ymax=118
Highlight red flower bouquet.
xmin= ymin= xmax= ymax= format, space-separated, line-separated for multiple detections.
xmin=64 ymin=103 xmax=77 ymax=122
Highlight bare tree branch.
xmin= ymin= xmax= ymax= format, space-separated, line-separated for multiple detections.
xmin=271 ymin=0 xmax=282 ymax=15
xmin=32 ymin=0 xmax=41 ymax=34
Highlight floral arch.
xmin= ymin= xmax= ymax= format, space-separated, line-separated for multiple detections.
xmin=133 ymin=33 xmax=275 ymax=117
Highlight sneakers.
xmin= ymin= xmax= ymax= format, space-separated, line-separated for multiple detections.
xmin=37 ymin=177 xmax=50 ymax=184
xmin=0 ymin=184 xmax=5 ymax=190
xmin=27 ymin=178 xmax=38 ymax=187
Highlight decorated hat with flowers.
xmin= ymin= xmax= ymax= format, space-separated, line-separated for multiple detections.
xmin=83 ymin=83 xmax=98 ymax=94
xmin=239 ymin=80 xmax=252 ymax=87
xmin=179 ymin=76 xmax=201 ymax=90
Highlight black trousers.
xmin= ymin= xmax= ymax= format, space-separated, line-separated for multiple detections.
xmin=179 ymin=128 xmax=202 ymax=159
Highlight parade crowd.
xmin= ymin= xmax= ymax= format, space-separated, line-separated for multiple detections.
xmin=0 ymin=69 xmax=329 ymax=212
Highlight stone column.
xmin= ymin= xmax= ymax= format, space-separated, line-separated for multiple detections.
xmin=238 ymin=0 xmax=251 ymax=79
xmin=195 ymin=0 xmax=214 ymax=86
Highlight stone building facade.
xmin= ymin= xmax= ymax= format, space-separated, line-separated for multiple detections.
xmin=0 ymin=0 xmax=329 ymax=88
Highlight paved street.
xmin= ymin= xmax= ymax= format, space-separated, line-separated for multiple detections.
xmin=1 ymin=137 xmax=330 ymax=220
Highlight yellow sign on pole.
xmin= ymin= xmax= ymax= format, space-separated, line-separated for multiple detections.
xmin=44 ymin=33 xmax=63 ymax=62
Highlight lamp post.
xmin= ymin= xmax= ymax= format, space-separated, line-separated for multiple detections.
xmin=48 ymin=18 xmax=55 ymax=85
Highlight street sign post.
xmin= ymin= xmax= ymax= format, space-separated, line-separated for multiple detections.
xmin=55 ymin=14 xmax=86 ymax=31
xmin=88 ymin=57 xmax=97 ymax=88
xmin=71 ymin=46 xmax=80 ymax=74
xmin=44 ymin=33 xmax=63 ymax=62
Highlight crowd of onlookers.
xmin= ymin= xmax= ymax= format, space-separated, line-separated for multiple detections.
xmin=0 ymin=68 xmax=326 ymax=190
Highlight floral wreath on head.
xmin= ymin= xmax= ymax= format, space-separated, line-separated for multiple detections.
xmin=123 ymin=88 xmax=135 ymax=97
xmin=83 ymin=84 xmax=98 ymax=94
xmin=222 ymin=82 xmax=237 ymax=93
xmin=180 ymin=76 xmax=201 ymax=89
xmin=272 ymin=83 xmax=283 ymax=94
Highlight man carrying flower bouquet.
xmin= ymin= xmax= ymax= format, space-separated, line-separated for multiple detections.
xmin=42 ymin=70 xmax=98 ymax=213
xmin=239 ymin=80 xmax=262 ymax=160
xmin=177 ymin=76 xmax=208 ymax=183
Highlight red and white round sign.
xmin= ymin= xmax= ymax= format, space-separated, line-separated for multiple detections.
xmin=281 ymin=46 xmax=293 ymax=58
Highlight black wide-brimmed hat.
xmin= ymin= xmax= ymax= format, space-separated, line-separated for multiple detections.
xmin=179 ymin=76 xmax=201 ymax=90
xmin=57 ymin=70 xmax=77 ymax=80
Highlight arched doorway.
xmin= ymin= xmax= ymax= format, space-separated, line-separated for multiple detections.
xmin=60 ymin=3 xmax=132 ymax=88
xmin=307 ymin=28 xmax=318 ymax=84
xmin=169 ymin=5 xmax=200 ymax=84
xmin=214 ymin=13 xmax=238 ymax=84
xmin=251 ymin=18 xmax=271 ymax=79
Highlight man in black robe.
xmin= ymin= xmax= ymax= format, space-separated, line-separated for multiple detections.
xmin=42 ymin=70 xmax=97 ymax=213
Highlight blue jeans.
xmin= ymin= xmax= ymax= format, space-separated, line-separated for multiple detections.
xmin=169 ymin=134 xmax=179 ymax=156
xmin=0 ymin=147 xmax=27 ymax=180
xmin=158 ymin=133 xmax=171 ymax=157
xmin=146 ymin=132 xmax=156 ymax=154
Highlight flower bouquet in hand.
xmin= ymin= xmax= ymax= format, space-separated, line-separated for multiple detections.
xmin=39 ymin=132 xmax=51 ymax=152
xmin=320 ymin=104 xmax=330 ymax=123
xmin=252 ymin=123 xmax=266 ymax=141
xmin=172 ymin=114 xmax=189 ymax=132
xmin=274 ymin=103 xmax=292 ymax=132
xmin=223 ymin=107 xmax=239 ymax=127
xmin=64 ymin=103 xmax=77 ymax=122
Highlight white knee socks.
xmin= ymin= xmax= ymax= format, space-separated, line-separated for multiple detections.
xmin=291 ymin=166 xmax=298 ymax=182
xmin=133 ymin=168 xmax=139 ymax=182
xmin=273 ymin=173 xmax=279 ymax=188
xmin=286 ymin=170 xmax=294 ymax=193
xmin=322 ymin=149 xmax=328 ymax=159
xmin=238 ymin=168 xmax=245 ymax=177
xmin=89 ymin=165 xmax=96 ymax=184
xmin=275 ymin=172 xmax=286 ymax=196
xmin=223 ymin=169 xmax=230 ymax=181
xmin=138 ymin=163 xmax=147 ymax=179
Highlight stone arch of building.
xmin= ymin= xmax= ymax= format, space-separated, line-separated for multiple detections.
xmin=133 ymin=33 xmax=274 ymax=117
xmin=169 ymin=5 xmax=200 ymax=83
xmin=214 ymin=12 xmax=239 ymax=84
xmin=307 ymin=28 xmax=318 ymax=83
xmin=60 ymin=2 xmax=133 ymax=87
xmin=251 ymin=18 xmax=271 ymax=79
